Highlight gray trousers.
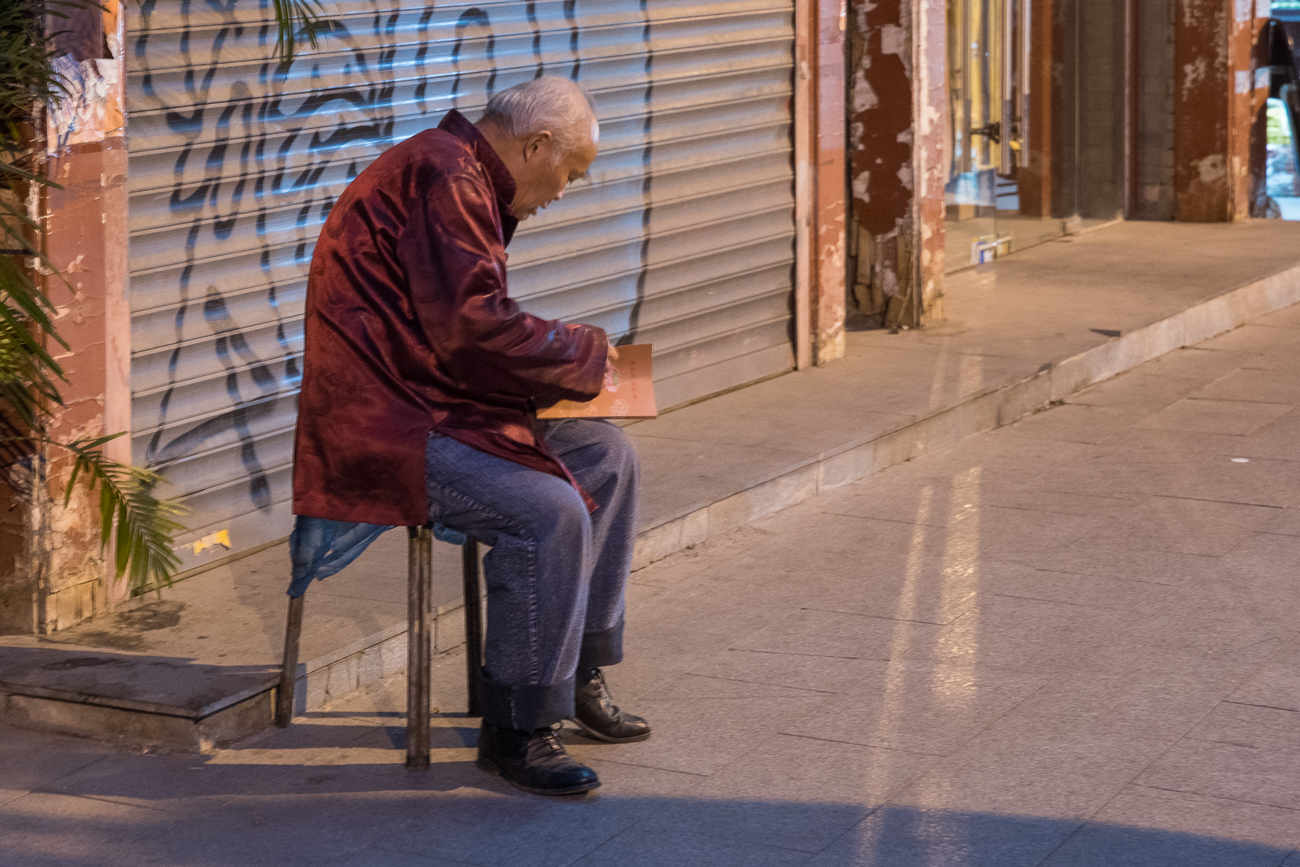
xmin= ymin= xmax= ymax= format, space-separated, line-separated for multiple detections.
xmin=425 ymin=420 xmax=640 ymax=731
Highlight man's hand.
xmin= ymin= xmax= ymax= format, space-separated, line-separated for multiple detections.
xmin=602 ymin=342 xmax=620 ymax=392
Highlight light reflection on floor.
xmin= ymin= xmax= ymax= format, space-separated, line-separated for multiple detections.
xmin=936 ymin=467 xmax=981 ymax=699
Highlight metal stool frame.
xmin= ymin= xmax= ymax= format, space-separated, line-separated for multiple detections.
xmin=274 ymin=526 xmax=483 ymax=771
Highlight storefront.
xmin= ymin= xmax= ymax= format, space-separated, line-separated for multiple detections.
xmin=847 ymin=0 xmax=1272 ymax=331
xmin=942 ymin=0 xmax=1160 ymax=273
xmin=124 ymin=1 xmax=803 ymax=571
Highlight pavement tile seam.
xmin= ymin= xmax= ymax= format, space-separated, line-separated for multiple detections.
xmin=788 ymin=672 xmax=1063 ymax=764
xmin=0 ymin=791 xmax=28 ymax=809
xmin=1137 ymin=783 xmax=1300 ymax=816
xmin=1183 ymin=395 xmax=1295 ymax=407
xmin=1022 ymin=714 xmax=1282 ymax=857
xmin=13 ymin=789 xmax=182 ymax=819
xmin=773 ymin=729 xmax=950 ymax=759
xmin=1255 ymin=529 xmax=1300 ymax=540
xmin=819 ymin=510 xmax=938 ymax=529
xmin=1065 ymin=697 xmax=1260 ymax=813
xmin=1120 ymin=782 xmax=1300 ymax=818
xmin=12 ymin=751 xmax=114 ymax=796
xmin=1023 ymin=825 xmax=1092 ymax=867
xmin=722 ymin=647 xmax=893 ymax=662
xmin=798 ymin=605 xmax=969 ymax=627
xmin=657 ymin=671 xmax=842 ymax=697
xmin=561 ymin=752 xmax=714 ymax=778
xmin=986 ymin=592 xmax=1132 ymax=614
xmin=1151 ymin=493 xmax=1287 ymax=510
xmin=1221 ymin=699 xmax=1300 ymax=714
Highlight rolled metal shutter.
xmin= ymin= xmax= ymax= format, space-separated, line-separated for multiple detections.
xmin=126 ymin=0 xmax=797 ymax=571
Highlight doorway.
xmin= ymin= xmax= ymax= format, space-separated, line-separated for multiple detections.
xmin=944 ymin=0 xmax=1129 ymax=275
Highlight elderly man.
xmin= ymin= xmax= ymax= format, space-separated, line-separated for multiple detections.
xmin=293 ymin=77 xmax=649 ymax=796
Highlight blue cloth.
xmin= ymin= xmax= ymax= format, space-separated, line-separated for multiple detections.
xmin=287 ymin=517 xmax=468 ymax=597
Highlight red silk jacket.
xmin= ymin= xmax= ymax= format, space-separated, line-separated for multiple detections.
xmin=292 ymin=110 xmax=608 ymax=526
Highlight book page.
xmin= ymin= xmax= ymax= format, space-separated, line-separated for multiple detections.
xmin=536 ymin=344 xmax=658 ymax=420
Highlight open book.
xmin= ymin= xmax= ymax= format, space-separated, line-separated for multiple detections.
xmin=536 ymin=344 xmax=658 ymax=420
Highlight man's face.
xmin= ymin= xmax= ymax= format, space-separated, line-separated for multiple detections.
xmin=511 ymin=127 xmax=598 ymax=221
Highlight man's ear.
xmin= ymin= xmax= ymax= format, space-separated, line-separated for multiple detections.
xmin=522 ymin=130 xmax=554 ymax=163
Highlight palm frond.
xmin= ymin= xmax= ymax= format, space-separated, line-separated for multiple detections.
xmin=61 ymin=435 xmax=189 ymax=593
xmin=273 ymin=0 xmax=328 ymax=70
xmin=0 ymin=0 xmax=189 ymax=597
xmin=0 ymin=0 xmax=67 ymax=150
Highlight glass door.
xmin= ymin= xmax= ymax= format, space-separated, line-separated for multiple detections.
xmin=946 ymin=0 xmax=1026 ymax=272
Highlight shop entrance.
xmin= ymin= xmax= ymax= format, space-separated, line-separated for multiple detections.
xmin=944 ymin=0 xmax=1132 ymax=274
xmin=945 ymin=0 xmax=1026 ymax=271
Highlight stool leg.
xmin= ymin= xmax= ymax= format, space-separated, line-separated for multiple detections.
xmin=275 ymin=594 xmax=305 ymax=728
xmin=462 ymin=538 xmax=482 ymax=717
xmin=406 ymin=526 xmax=433 ymax=771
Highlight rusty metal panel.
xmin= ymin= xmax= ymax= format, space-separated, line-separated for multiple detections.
xmin=125 ymin=0 xmax=797 ymax=568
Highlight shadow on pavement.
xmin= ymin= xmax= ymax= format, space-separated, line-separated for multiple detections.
xmin=4 ymin=754 xmax=1292 ymax=867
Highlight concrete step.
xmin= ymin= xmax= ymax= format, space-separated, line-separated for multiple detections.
xmin=0 ymin=641 xmax=276 ymax=752
xmin=7 ymin=220 xmax=1300 ymax=751
xmin=0 ymin=595 xmax=474 ymax=752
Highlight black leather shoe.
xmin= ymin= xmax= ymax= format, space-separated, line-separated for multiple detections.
xmin=475 ymin=722 xmax=600 ymax=796
xmin=570 ymin=668 xmax=652 ymax=743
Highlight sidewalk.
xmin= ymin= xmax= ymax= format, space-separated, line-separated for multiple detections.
xmin=5 ymin=219 xmax=1300 ymax=747
xmin=4 ymin=269 xmax=1300 ymax=865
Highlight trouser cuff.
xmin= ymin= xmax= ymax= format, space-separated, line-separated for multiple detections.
xmin=478 ymin=670 xmax=575 ymax=731
xmin=578 ymin=621 xmax=624 ymax=670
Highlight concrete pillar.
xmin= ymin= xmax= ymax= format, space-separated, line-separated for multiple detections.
xmin=814 ymin=0 xmax=849 ymax=364
xmin=1018 ymin=0 xmax=1056 ymax=219
xmin=847 ymin=0 xmax=947 ymax=329
xmin=798 ymin=0 xmax=849 ymax=365
xmin=38 ymin=136 xmax=133 ymax=632
xmin=1133 ymin=0 xmax=1179 ymax=221
xmin=1174 ymin=0 xmax=1269 ymax=221
xmin=0 ymin=0 xmax=131 ymax=634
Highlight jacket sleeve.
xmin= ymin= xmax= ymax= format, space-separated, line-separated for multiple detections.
xmin=397 ymin=171 xmax=608 ymax=403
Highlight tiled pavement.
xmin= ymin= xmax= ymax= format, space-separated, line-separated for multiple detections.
xmin=5 ymin=306 xmax=1300 ymax=865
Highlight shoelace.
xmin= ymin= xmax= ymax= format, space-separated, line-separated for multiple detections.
xmin=527 ymin=726 xmax=568 ymax=763
xmin=592 ymin=670 xmax=621 ymax=715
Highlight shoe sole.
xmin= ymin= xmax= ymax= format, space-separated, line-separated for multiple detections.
xmin=475 ymin=755 xmax=601 ymax=796
xmin=568 ymin=717 xmax=653 ymax=744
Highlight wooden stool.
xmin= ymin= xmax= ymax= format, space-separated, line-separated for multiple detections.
xmin=274 ymin=526 xmax=483 ymax=771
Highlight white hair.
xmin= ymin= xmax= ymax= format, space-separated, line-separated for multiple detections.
xmin=480 ymin=76 xmax=597 ymax=162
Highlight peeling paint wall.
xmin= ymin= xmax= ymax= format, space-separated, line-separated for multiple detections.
xmin=1 ymin=1 xmax=132 ymax=634
xmin=847 ymin=0 xmax=909 ymax=328
xmin=37 ymin=139 xmax=132 ymax=633
xmin=847 ymin=0 xmax=945 ymax=328
xmin=915 ymin=0 xmax=947 ymax=324
xmin=814 ymin=0 xmax=849 ymax=363
xmin=847 ymin=0 xmax=911 ymax=326
xmin=1174 ymin=0 xmax=1267 ymax=221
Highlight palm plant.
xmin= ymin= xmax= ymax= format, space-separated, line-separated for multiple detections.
xmin=1 ymin=0 xmax=327 ymax=600
xmin=2 ymin=0 xmax=184 ymax=596
xmin=272 ymin=0 xmax=328 ymax=69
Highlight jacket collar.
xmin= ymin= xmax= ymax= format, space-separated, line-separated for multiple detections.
xmin=439 ymin=109 xmax=518 ymax=221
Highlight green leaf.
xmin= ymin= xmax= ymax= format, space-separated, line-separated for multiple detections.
xmin=56 ymin=437 xmax=190 ymax=594
xmin=0 ymin=0 xmax=194 ymax=599
xmin=273 ymin=0 xmax=328 ymax=70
